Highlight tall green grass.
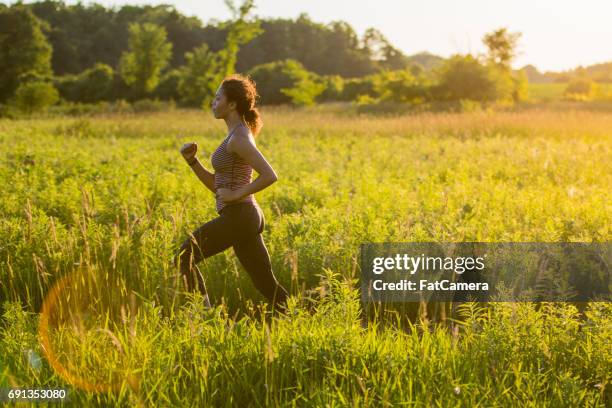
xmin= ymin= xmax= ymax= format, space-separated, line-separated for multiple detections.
xmin=1 ymin=272 xmax=610 ymax=406
xmin=0 ymin=107 xmax=610 ymax=405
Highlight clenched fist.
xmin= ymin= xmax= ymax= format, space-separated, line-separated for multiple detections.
xmin=180 ymin=142 xmax=197 ymax=163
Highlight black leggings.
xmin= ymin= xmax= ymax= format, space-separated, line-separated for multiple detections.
xmin=173 ymin=202 xmax=289 ymax=312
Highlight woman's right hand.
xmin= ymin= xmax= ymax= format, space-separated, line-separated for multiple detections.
xmin=180 ymin=142 xmax=198 ymax=162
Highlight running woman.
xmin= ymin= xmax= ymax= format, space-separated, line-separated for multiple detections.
xmin=174 ymin=74 xmax=289 ymax=314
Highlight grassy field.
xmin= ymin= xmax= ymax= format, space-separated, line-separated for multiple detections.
xmin=528 ymin=82 xmax=612 ymax=101
xmin=0 ymin=107 xmax=610 ymax=406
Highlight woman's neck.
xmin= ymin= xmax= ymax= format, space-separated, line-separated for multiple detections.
xmin=224 ymin=112 xmax=245 ymax=133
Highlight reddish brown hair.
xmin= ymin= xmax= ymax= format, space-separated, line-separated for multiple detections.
xmin=221 ymin=74 xmax=263 ymax=137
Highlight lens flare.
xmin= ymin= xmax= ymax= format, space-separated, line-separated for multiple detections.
xmin=38 ymin=267 xmax=141 ymax=394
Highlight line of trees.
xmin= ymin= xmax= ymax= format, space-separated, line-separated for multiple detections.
xmin=9 ymin=0 xmax=604 ymax=115
xmin=3 ymin=1 xmax=412 ymax=78
xmin=0 ymin=0 xmax=265 ymax=111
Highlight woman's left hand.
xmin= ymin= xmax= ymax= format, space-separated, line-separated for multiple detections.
xmin=216 ymin=188 xmax=240 ymax=203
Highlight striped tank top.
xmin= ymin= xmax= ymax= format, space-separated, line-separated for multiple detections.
xmin=211 ymin=124 xmax=257 ymax=213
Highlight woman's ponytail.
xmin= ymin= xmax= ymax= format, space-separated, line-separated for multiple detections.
xmin=243 ymin=107 xmax=262 ymax=137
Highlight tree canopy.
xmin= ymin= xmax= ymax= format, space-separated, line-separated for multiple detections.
xmin=0 ymin=6 xmax=52 ymax=102
xmin=24 ymin=2 xmax=411 ymax=78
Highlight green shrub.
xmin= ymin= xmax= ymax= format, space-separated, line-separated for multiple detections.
xmin=432 ymin=54 xmax=498 ymax=102
xmin=564 ymin=77 xmax=598 ymax=101
xmin=12 ymin=81 xmax=59 ymax=113
xmin=318 ymin=75 xmax=344 ymax=102
xmin=55 ymin=63 xmax=114 ymax=103
xmin=248 ymin=59 xmax=325 ymax=106
xmin=373 ymin=69 xmax=431 ymax=104
xmin=154 ymin=69 xmax=181 ymax=101
xmin=340 ymin=76 xmax=378 ymax=101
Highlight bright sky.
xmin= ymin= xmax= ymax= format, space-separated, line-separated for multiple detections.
xmin=16 ymin=0 xmax=612 ymax=72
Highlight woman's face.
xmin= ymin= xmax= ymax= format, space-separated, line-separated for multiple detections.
xmin=211 ymin=86 xmax=235 ymax=119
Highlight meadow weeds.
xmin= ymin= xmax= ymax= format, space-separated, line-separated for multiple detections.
xmin=0 ymin=107 xmax=610 ymax=405
xmin=1 ymin=274 xmax=610 ymax=406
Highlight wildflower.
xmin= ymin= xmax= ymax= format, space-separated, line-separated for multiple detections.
xmin=27 ymin=349 xmax=42 ymax=372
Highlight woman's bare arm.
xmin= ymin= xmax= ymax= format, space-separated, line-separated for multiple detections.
xmin=189 ymin=158 xmax=217 ymax=194
xmin=226 ymin=129 xmax=278 ymax=199
xmin=180 ymin=142 xmax=216 ymax=194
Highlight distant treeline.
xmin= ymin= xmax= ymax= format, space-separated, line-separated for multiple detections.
xmin=9 ymin=1 xmax=426 ymax=78
xmin=1 ymin=0 xmax=610 ymax=115
xmin=522 ymin=63 xmax=612 ymax=84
